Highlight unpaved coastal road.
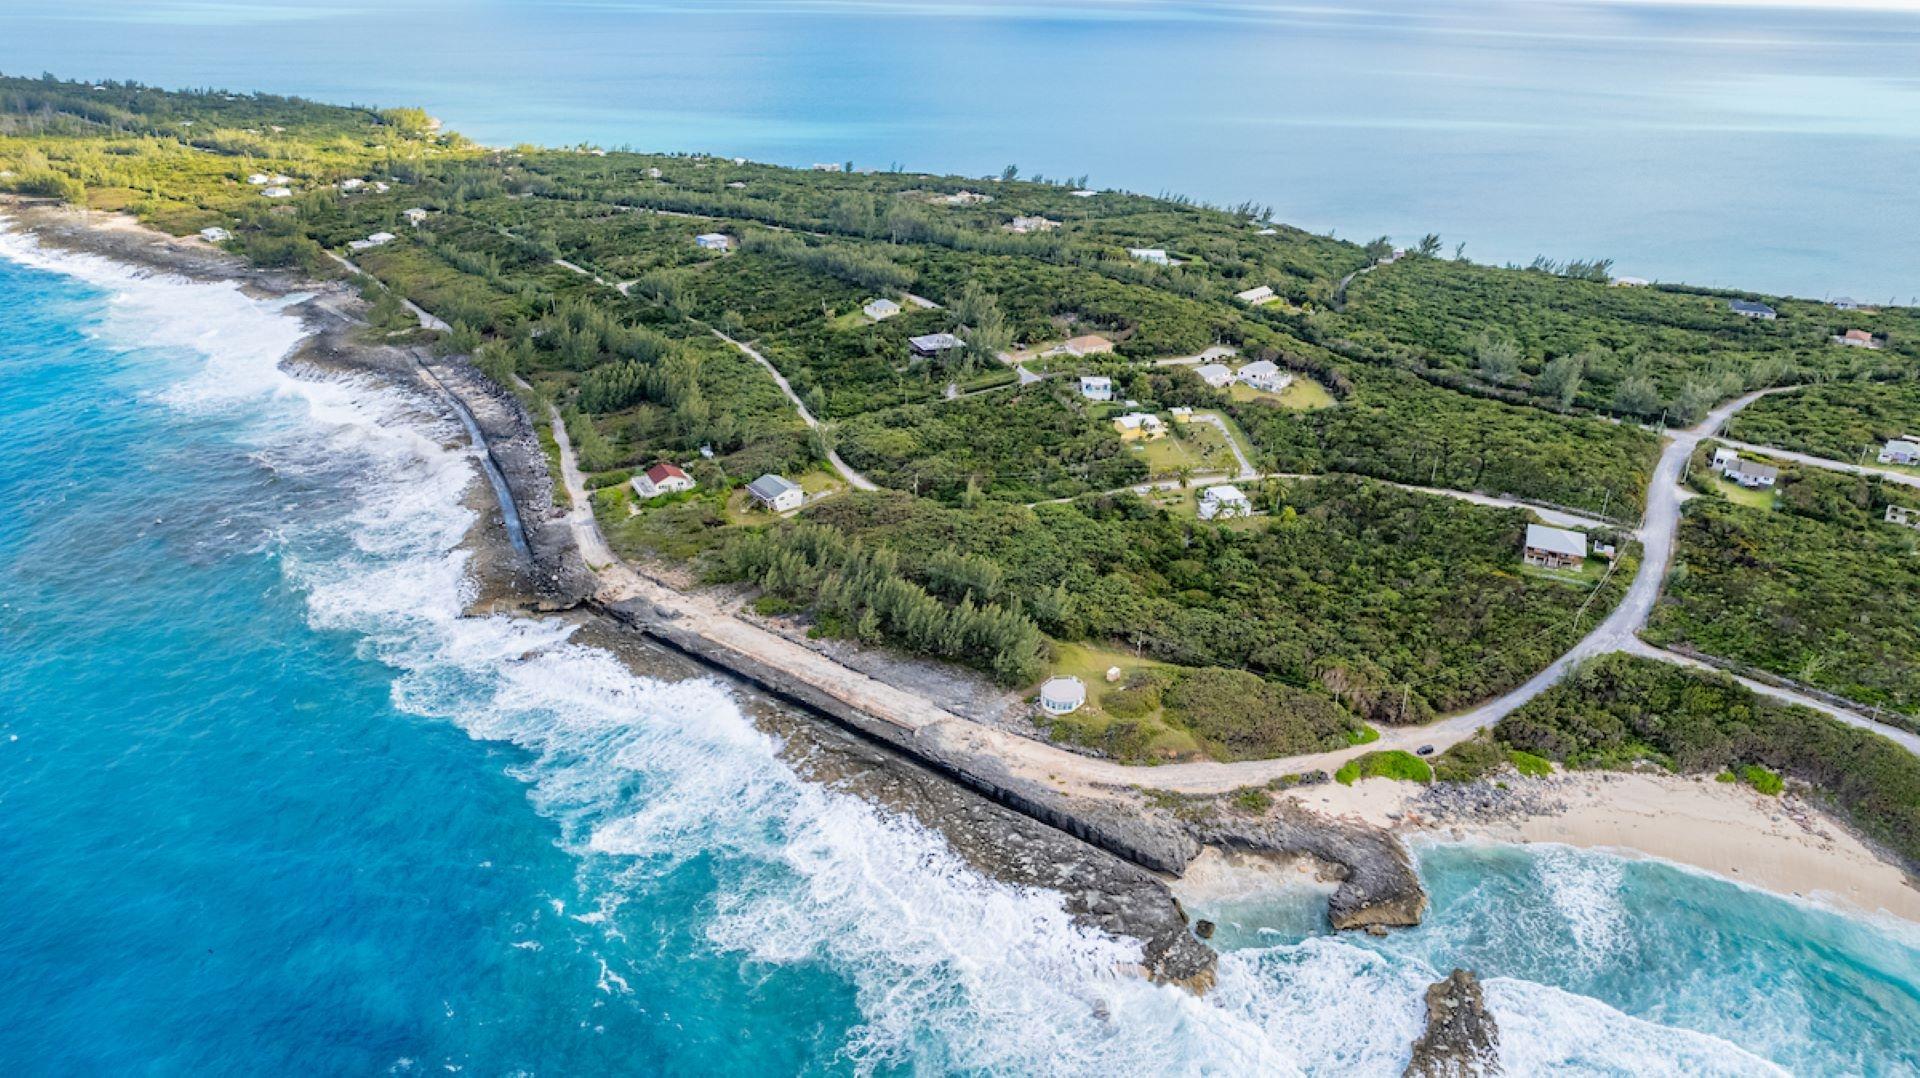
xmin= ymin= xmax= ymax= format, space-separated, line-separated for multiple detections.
xmin=543 ymin=382 xmax=1918 ymax=797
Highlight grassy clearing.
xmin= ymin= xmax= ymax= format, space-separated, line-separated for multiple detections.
xmin=1707 ymin=475 xmax=1776 ymax=511
xmin=1036 ymin=641 xmax=1204 ymax=762
xmin=1335 ymin=750 xmax=1433 ymax=786
xmin=1230 ymin=377 xmax=1336 ymax=411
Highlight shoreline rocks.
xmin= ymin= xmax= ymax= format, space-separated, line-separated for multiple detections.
xmin=1405 ymin=969 xmax=1502 ymax=1077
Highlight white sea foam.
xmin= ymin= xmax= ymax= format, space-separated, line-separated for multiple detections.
xmin=0 ymin=223 xmax=1815 ymax=1076
xmin=1486 ymin=978 xmax=1790 ymax=1076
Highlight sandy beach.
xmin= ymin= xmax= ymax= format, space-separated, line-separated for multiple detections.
xmin=1245 ymin=771 xmax=1920 ymax=923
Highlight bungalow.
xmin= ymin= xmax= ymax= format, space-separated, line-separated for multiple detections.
xmin=1169 ymin=406 xmax=1193 ymax=423
xmin=863 ymin=298 xmax=902 ymax=321
xmin=726 ymin=181 xmax=747 ymax=189
xmin=1128 ymin=247 xmax=1171 ymax=266
xmin=1725 ymin=458 xmax=1781 ymax=489
xmin=1523 ymin=524 xmax=1588 ymax=570
xmin=1730 ymin=299 xmax=1778 ymax=320
xmin=1112 ymin=412 xmax=1166 ymax=441
xmin=811 ymin=163 xmax=844 ymax=172
xmin=1038 ymin=676 xmax=1087 ymax=715
xmin=1016 ymin=365 xmax=1043 ymax=386
xmin=1078 ymin=375 xmax=1114 ymax=402
xmin=746 ymin=473 xmax=805 ymax=513
xmin=908 ymin=332 xmax=965 ymax=358
xmin=1255 ymin=228 xmax=1278 ymax=236
xmin=631 ymin=462 xmax=696 ymax=499
xmin=198 ymin=226 xmax=231 ymax=243
xmin=1236 ymin=360 xmax=1293 ymax=394
xmin=694 ymin=233 xmax=732 ymax=251
xmin=1057 ymin=334 xmax=1114 ymax=358
xmin=1194 ymin=363 xmax=1235 ymax=389
xmin=1832 ymin=329 xmax=1881 ymax=349
xmin=403 ymin=207 xmax=431 ymax=226
xmin=646 ymin=167 xmax=664 ymax=179
xmin=339 ymin=178 xmax=366 ymax=192
xmin=1069 ymin=189 xmax=1098 ymax=198
xmin=1197 ymin=484 xmax=1253 ymax=521
xmin=939 ymin=190 xmax=992 ymax=206
xmin=1234 ymin=285 xmax=1277 ymax=306
xmin=1879 ymin=437 xmax=1920 ymax=466
xmin=1886 ymin=505 xmax=1919 ymax=530
xmin=1610 ymin=276 xmax=1650 ymax=287
xmin=261 ymin=186 xmax=293 ymax=199
xmin=1007 ymin=215 xmax=1060 ymax=233
xmin=1832 ymin=297 xmax=1865 ymax=311
xmin=247 ymin=172 xmax=271 ymax=185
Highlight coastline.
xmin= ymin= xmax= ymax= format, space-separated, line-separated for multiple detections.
xmin=7 ymin=196 xmax=1915 ymax=978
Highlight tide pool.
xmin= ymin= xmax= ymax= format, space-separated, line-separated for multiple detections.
xmin=1 ymin=231 xmax=1917 ymax=1073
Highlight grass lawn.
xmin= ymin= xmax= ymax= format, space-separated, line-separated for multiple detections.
xmin=725 ymin=468 xmax=845 ymax=524
xmin=1521 ymin=553 xmax=1609 ymax=587
xmin=1132 ymin=423 xmax=1235 ymax=477
xmin=1707 ymin=476 xmax=1777 ymax=511
xmin=1035 ymin=643 xmax=1203 ymax=762
xmin=1230 ymin=378 xmax=1336 ymax=411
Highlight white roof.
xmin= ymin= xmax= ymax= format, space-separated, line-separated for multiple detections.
xmin=1887 ymin=437 xmax=1920 ymax=452
xmin=1039 ymin=676 xmax=1087 ymax=705
xmin=1238 ymin=360 xmax=1281 ymax=378
xmin=1080 ymin=375 xmax=1112 ymax=387
xmin=261 ymin=187 xmax=292 ymax=197
xmin=1525 ymin=524 xmax=1588 ymax=559
xmin=1235 ymin=285 xmax=1275 ymax=302
xmin=1202 ymin=484 xmax=1251 ymax=504
xmin=1069 ymin=189 xmax=1098 ymax=198
xmin=1113 ymin=412 xmax=1162 ymax=430
xmin=1129 ymin=247 xmax=1168 ymax=259
xmin=696 ymin=232 xmax=729 ymax=243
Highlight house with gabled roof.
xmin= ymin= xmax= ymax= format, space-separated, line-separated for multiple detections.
xmin=1523 ymin=524 xmax=1588 ymax=570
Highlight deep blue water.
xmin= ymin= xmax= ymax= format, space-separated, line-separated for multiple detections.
xmin=1 ymin=218 xmax=1919 ymax=1071
xmin=3 ymin=0 xmax=1918 ymax=299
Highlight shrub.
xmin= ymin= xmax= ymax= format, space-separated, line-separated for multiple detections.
xmin=1434 ymin=737 xmax=1504 ymax=783
xmin=1507 ymin=749 xmax=1553 ymax=778
xmin=1742 ymin=764 xmax=1785 ymax=796
xmin=1335 ymin=750 xmax=1433 ymax=786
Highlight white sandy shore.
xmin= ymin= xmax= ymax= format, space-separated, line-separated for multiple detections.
xmin=1184 ymin=772 xmax=1920 ymax=923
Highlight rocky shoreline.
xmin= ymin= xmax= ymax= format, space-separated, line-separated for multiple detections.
xmin=1 ymin=198 xmax=1441 ymax=994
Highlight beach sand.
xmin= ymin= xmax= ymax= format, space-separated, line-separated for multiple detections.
xmin=1264 ymin=771 xmax=1920 ymax=922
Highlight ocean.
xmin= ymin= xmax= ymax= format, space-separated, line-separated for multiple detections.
xmin=2 ymin=221 xmax=1919 ymax=1072
xmin=1 ymin=0 xmax=1918 ymax=300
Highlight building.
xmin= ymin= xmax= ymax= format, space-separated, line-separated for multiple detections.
xmin=1058 ymin=334 xmax=1113 ymax=357
xmin=346 ymin=231 xmax=397 ymax=252
xmin=1069 ymin=189 xmax=1098 ymax=198
xmin=1730 ymin=299 xmax=1778 ymax=320
xmin=339 ymin=178 xmax=365 ymax=192
xmin=811 ymin=163 xmax=844 ymax=172
xmin=198 ymin=227 xmax=231 ymax=243
xmin=1832 ymin=297 xmax=1865 ymax=311
xmin=246 ymin=173 xmax=270 ymax=185
xmin=1610 ymin=276 xmax=1650 ymax=287
xmin=694 ymin=233 xmax=732 ymax=251
xmin=1234 ymin=285 xmax=1276 ymax=306
xmin=908 ymin=332 xmax=965 ymax=358
xmin=403 ymin=207 xmax=430 ymax=226
xmin=1236 ymin=360 xmax=1294 ymax=393
xmin=1194 ymin=363 xmax=1235 ymax=389
xmin=1169 ymin=406 xmax=1193 ymax=422
xmin=1078 ymin=375 xmax=1114 ymax=402
xmin=1128 ymin=247 xmax=1171 ymax=266
xmin=1007 ymin=215 xmax=1059 ymax=233
xmin=1038 ymin=676 xmax=1087 ymax=715
xmin=726 ymin=181 xmax=747 ymax=189
xmin=863 ymin=298 xmax=901 ymax=321
xmin=631 ymin=462 xmax=696 ymax=499
xmin=1523 ymin=524 xmax=1588 ymax=570
xmin=261 ymin=186 xmax=293 ymax=199
xmin=939 ymin=190 xmax=991 ymax=206
xmin=1880 ymin=437 xmax=1920 ymax=466
xmin=1832 ymin=329 xmax=1881 ymax=349
xmin=646 ymin=167 xmax=664 ymax=179
xmin=1725 ymin=458 xmax=1781 ymax=489
xmin=1711 ymin=446 xmax=1740 ymax=472
xmin=1112 ymin=412 xmax=1166 ymax=441
xmin=1255 ymin=228 xmax=1278 ymax=236
xmin=746 ymin=473 xmax=804 ymax=513
xmin=1198 ymin=484 xmax=1253 ymax=521
xmin=1886 ymin=505 xmax=1920 ymax=530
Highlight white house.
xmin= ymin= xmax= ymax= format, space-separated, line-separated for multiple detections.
xmin=1523 ymin=524 xmax=1588 ymax=570
xmin=339 ymin=178 xmax=366 ymax=192
xmin=198 ymin=226 xmax=231 ymax=243
xmin=1724 ymin=457 xmax=1780 ymax=489
xmin=1832 ymin=297 xmax=1865 ymax=311
xmin=908 ymin=332 xmax=965 ymax=358
xmin=261 ymin=186 xmax=293 ymax=199
xmin=1255 ymin=228 xmax=1278 ymax=236
xmin=1079 ymin=375 xmax=1114 ymax=402
xmin=348 ymin=231 xmax=397 ymax=251
xmin=1194 ymin=363 xmax=1235 ymax=389
xmin=746 ymin=473 xmax=804 ymax=513
xmin=1610 ymin=276 xmax=1650 ymax=287
xmin=811 ymin=163 xmax=844 ymax=172
xmin=1038 ymin=676 xmax=1087 ymax=715
xmin=1730 ymin=299 xmax=1778 ymax=320
xmin=1879 ymin=437 xmax=1920 ymax=466
xmin=695 ymin=233 xmax=732 ymax=251
xmin=1016 ymin=365 xmax=1043 ymax=386
xmin=939 ymin=190 xmax=992 ymax=206
xmin=1234 ymin=285 xmax=1276 ymax=306
xmin=1069 ymin=189 xmax=1098 ymax=198
xmin=1007 ymin=215 xmax=1059 ymax=233
xmin=631 ymin=462 xmax=696 ymax=499
xmin=246 ymin=173 xmax=270 ymax=185
xmin=863 ymin=298 xmax=901 ymax=321
xmin=1128 ymin=247 xmax=1171 ymax=266
xmin=403 ymin=207 xmax=431 ymax=226
xmin=1886 ymin=505 xmax=1919 ymax=530
xmin=1198 ymin=484 xmax=1254 ymax=521
xmin=1711 ymin=446 xmax=1740 ymax=472
xmin=1236 ymin=360 xmax=1294 ymax=393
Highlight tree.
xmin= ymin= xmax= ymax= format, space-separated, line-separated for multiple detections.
xmin=1535 ymin=354 xmax=1584 ymax=411
xmin=1416 ymin=233 xmax=1443 ymax=258
xmin=1000 ymin=164 xmax=1019 ymax=182
xmin=1611 ymin=375 xmax=1663 ymax=419
xmin=1475 ymin=332 xmax=1521 ymax=385
xmin=1363 ymin=236 xmax=1394 ymax=262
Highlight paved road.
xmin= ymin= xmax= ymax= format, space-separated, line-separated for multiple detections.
xmin=1715 ymin=437 xmax=1920 ymax=491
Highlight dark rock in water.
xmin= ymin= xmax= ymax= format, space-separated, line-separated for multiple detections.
xmin=1189 ymin=804 xmax=1427 ymax=932
xmin=1405 ymin=969 xmax=1502 ymax=1077
xmin=1194 ymin=919 xmax=1216 ymax=940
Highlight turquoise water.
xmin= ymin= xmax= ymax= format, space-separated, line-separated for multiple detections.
xmin=3 ymin=227 xmax=1920 ymax=1072
xmin=2 ymin=0 xmax=1918 ymax=299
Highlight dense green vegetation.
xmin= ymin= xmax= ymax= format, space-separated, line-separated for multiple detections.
xmin=1334 ymin=750 xmax=1433 ymax=786
xmin=1725 ymin=378 xmax=1920 ymax=463
xmin=1488 ymin=655 xmax=1920 ymax=870
xmin=1647 ymin=454 xmax=1920 ymax=721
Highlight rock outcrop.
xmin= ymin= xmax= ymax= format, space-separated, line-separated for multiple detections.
xmin=1188 ymin=805 xmax=1428 ymax=931
xmin=1405 ymin=969 xmax=1502 ymax=1077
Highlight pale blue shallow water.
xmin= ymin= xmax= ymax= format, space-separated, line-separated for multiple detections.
xmin=2 ymin=0 xmax=1918 ymax=300
xmin=1 ymin=196 xmax=1919 ymax=1069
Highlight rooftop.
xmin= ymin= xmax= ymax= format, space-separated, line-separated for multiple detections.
xmin=1525 ymin=524 xmax=1588 ymax=559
